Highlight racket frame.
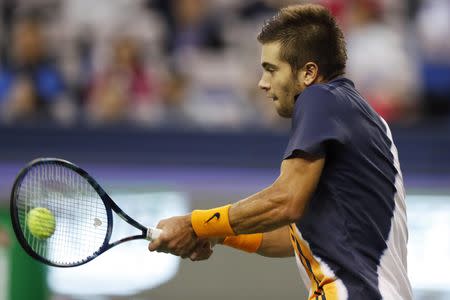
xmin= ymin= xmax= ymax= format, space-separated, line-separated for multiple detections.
xmin=10 ymin=158 xmax=152 ymax=267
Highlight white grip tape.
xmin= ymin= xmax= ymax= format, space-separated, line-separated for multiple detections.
xmin=146 ymin=227 xmax=162 ymax=241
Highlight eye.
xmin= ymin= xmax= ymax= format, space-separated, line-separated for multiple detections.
xmin=261 ymin=64 xmax=277 ymax=75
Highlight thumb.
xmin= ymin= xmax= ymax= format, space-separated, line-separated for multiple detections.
xmin=148 ymin=238 xmax=162 ymax=251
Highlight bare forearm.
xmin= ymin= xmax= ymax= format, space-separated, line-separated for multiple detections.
xmin=229 ymin=184 xmax=293 ymax=234
xmin=257 ymin=226 xmax=294 ymax=257
xmin=228 ymin=157 xmax=324 ymax=235
xmin=151 ymin=157 xmax=324 ymax=259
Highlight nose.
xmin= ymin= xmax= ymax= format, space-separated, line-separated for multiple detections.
xmin=258 ymin=77 xmax=270 ymax=91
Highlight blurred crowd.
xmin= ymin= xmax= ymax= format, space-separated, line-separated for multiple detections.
xmin=0 ymin=0 xmax=448 ymax=130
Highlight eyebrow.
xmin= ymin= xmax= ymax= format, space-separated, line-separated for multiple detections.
xmin=261 ymin=62 xmax=278 ymax=70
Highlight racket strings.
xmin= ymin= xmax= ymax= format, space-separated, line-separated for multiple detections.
xmin=16 ymin=162 xmax=109 ymax=266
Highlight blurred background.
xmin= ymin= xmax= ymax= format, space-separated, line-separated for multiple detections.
xmin=0 ymin=0 xmax=449 ymax=299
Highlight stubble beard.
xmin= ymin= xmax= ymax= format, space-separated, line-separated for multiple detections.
xmin=276 ymin=81 xmax=298 ymax=118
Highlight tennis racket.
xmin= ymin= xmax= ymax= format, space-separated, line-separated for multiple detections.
xmin=10 ymin=158 xmax=162 ymax=268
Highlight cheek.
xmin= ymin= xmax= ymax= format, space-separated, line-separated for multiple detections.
xmin=281 ymin=84 xmax=291 ymax=95
xmin=272 ymin=76 xmax=288 ymax=93
xmin=281 ymin=80 xmax=296 ymax=99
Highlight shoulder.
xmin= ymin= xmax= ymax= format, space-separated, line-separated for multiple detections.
xmin=301 ymin=83 xmax=336 ymax=99
xmin=294 ymin=82 xmax=346 ymax=117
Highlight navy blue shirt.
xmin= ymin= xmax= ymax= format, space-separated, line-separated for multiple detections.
xmin=284 ymin=78 xmax=411 ymax=300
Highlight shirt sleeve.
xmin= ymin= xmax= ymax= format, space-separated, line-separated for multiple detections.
xmin=284 ymin=84 xmax=349 ymax=159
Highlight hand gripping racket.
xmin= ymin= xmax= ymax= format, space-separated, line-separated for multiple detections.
xmin=10 ymin=158 xmax=162 ymax=267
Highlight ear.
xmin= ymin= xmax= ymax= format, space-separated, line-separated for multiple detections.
xmin=294 ymin=67 xmax=306 ymax=88
xmin=303 ymin=62 xmax=319 ymax=86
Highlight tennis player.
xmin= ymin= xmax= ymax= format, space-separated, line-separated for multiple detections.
xmin=149 ymin=4 xmax=412 ymax=300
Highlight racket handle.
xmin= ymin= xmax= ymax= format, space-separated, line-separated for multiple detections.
xmin=146 ymin=227 xmax=162 ymax=241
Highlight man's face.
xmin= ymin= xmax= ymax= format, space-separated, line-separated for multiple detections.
xmin=258 ymin=42 xmax=304 ymax=118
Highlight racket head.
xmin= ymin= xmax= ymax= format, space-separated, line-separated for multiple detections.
xmin=10 ymin=158 xmax=113 ymax=267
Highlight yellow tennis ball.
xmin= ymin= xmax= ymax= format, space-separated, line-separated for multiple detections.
xmin=27 ymin=207 xmax=56 ymax=239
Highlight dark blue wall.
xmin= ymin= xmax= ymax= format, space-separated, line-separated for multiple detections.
xmin=0 ymin=122 xmax=449 ymax=174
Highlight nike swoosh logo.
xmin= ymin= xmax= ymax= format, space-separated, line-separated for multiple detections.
xmin=205 ymin=212 xmax=220 ymax=223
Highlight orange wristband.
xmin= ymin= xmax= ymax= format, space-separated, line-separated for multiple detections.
xmin=191 ymin=204 xmax=235 ymax=237
xmin=223 ymin=233 xmax=263 ymax=253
